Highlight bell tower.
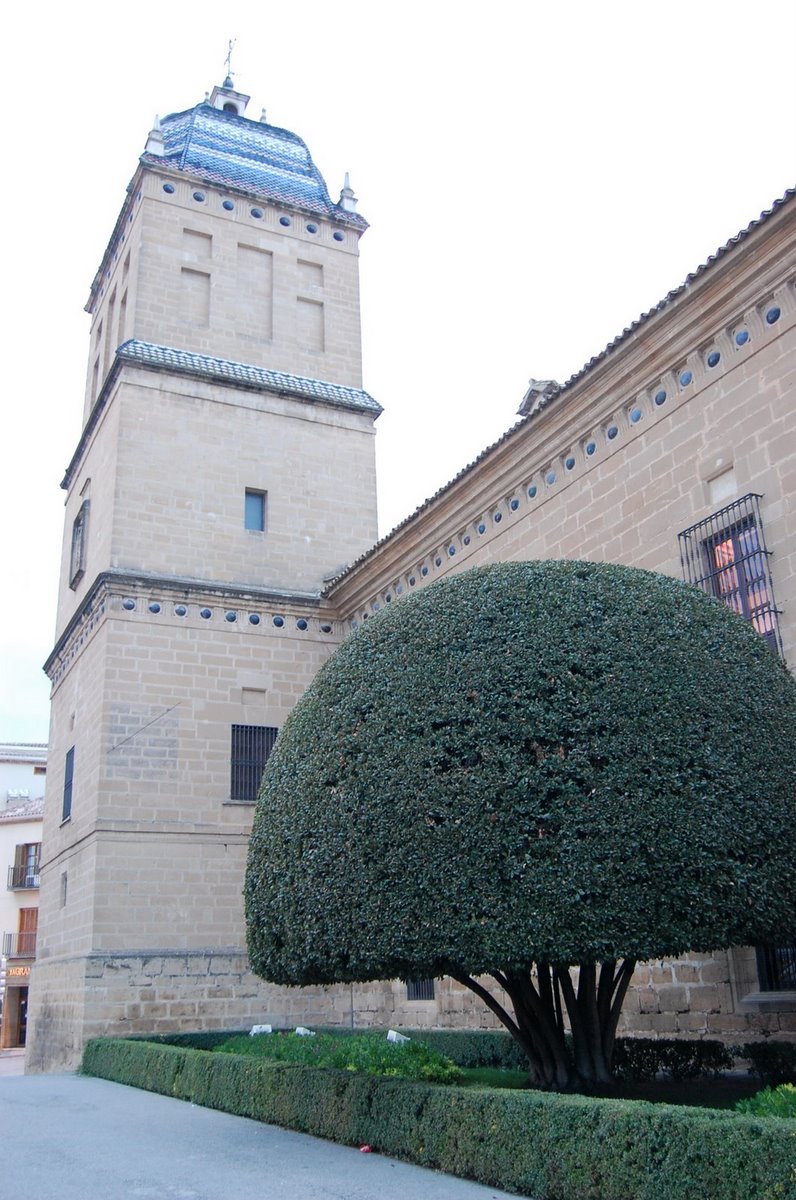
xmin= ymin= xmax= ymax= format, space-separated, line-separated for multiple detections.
xmin=28 ymin=78 xmax=380 ymax=1071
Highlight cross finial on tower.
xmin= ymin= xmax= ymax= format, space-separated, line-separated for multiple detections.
xmin=223 ymin=38 xmax=236 ymax=89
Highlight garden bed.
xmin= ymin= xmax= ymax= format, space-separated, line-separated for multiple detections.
xmin=82 ymin=1034 xmax=796 ymax=1200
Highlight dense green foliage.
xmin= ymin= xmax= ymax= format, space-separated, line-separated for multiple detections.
xmin=743 ymin=1040 xmax=796 ymax=1086
xmin=216 ymin=1030 xmax=463 ymax=1084
xmin=737 ymin=1083 xmax=796 ymax=1119
xmin=245 ymin=561 xmax=796 ymax=1088
xmin=82 ymin=1037 xmax=796 ymax=1200
xmin=612 ymin=1037 xmax=734 ymax=1082
xmin=246 ymin=560 xmax=796 ymax=975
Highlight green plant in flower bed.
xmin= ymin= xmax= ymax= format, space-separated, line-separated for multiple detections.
xmin=216 ymin=1031 xmax=464 ymax=1085
xmin=736 ymin=1083 xmax=796 ymax=1119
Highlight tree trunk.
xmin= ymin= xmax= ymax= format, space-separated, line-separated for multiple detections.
xmin=450 ymin=957 xmax=637 ymax=1092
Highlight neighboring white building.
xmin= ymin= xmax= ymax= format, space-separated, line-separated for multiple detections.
xmin=0 ymin=744 xmax=45 ymax=1048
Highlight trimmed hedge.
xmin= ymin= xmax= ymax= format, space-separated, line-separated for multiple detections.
xmin=246 ymin=561 xmax=796 ymax=986
xmin=743 ymin=1041 xmax=796 ymax=1087
xmin=82 ymin=1037 xmax=796 ymax=1200
xmin=612 ymin=1037 xmax=735 ymax=1082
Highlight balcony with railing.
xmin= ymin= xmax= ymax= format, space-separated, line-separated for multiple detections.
xmin=7 ymin=864 xmax=40 ymax=890
xmin=2 ymin=931 xmax=37 ymax=958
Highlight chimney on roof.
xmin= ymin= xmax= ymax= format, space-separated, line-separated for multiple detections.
xmin=339 ymin=173 xmax=358 ymax=213
xmin=518 ymin=378 xmax=560 ymax=417
xmin=145 ymin=115 xmax=165 ymax=157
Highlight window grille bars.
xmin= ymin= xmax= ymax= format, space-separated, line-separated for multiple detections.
xmin=406 ymin=978 xmax=435 ymax=1001
xmin=677 ymin=493 xmax=783 ymax=658
xmin=230 ymin=725 xmax=278 ymax=801
xmin=756 ymin=945 xmax=796 ymax=991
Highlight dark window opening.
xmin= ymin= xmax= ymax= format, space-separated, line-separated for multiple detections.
xmin=756 ymin=945 xmax=796 ymax=991
xmin=245 ymin=489 xmax=267 ymax=532
xmin=62 ymin=746 xmax=75 ymax=821
xmin=230 ymin=724 xmax=278 ymax=801
xmin=678 ymin=493 xmax=783 ymax=657
xmin=406 ymin=978 xmax=435 ymax=1001
xmin=69 ymin=500 xmax=90 ymax=589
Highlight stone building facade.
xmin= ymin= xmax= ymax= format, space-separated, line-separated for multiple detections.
xmin=0 ymin=744 xmax=45 ymax=1048
xmin=26 ymin=77 xmax=796 ymax=1071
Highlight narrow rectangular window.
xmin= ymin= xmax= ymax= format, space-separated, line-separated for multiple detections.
xmin=756 ymin=945 xmax=796 ymax=991
xmin=62 ymin=746 xmax=75 ymax=821
xmin=677 ymin=493 xmax=783 ymax=657
xmin=10 ymin=843 xmax=41 ymax=889
xmin=406 ymin=979 xmax=435 ymax=1001
xmin=230 ymin=725 xmax=278 ymax=801
xmin=69 ymin=500 xmax=90 ymax=589
xmin=244 ymin=489 xmax=266 ymax=532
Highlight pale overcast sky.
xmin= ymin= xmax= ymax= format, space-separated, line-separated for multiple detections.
xmin=2 ymin=0 xmax=795 ymax=743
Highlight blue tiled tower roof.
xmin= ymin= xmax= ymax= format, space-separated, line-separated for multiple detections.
xmin=142 ymin=101 xmax=365 ymax=228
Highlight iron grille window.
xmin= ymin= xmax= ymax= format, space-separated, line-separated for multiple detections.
xmin=406 ymin=978 xmax=435 ymax=1001
xmin=677 ymin=493 xmax=783 ymax=657
xmin=756 ymin=945 xmax=796 ymax=991
xmin=230 ymin=725 xmax=278 ymax=801
xmin=62 ymin=746 xmax=75 ymax=821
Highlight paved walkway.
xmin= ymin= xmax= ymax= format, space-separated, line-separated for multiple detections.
xmin=0 ymin=1072 xmax=517 ymax=1199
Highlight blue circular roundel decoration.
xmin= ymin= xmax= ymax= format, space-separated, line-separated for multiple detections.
xmin=766 ymin=306 xmax=781 ymax=325
xmin=585 ymin=441 xmax=596 ymax=456
xmin=297 ymin=618 xmax=308 ymax=631
xmin=251 ymin=208 xmax=263 ymax=219
xmin=192 ymin=191 xmax=205 ymax=203
xmin=333 ymin=231 xmax=345 ymax=242
xmin=654 ymin=390 xmax=667 ymax=406
xmin=148 ymin=602 xmax=161 ymax=614
xmin=249 ymin=613 xmax=260 ymax=625
xmin=735 ymin=329 xmax=750 ymax=346
xmin=200 ymin=608 xmax=212 ymax=619
xmin=123 ymin=598 xmax=135 ymax=611
xmin=528 ymin=485 xmax=537 ymax=498
xmin=225 ymin=611 xmax=237 ymax=623
xmin=175 ymin=605 xmax=187 ymax=617
xmin=707 ymin=351 xmax=721 ymax=368
xmin=162 ymin=183 xmax=175 ymax=194
xmin=273 ymin=615 xmax=285 ymax=627
xmin=279 ymin=216 xmax=291 ymax=227
xmin=222 ymin=200 xmax=234 ymax=211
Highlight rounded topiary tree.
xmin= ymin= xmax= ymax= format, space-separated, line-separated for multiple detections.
xmin=245 ymin=560 xmax=796 ymax=1091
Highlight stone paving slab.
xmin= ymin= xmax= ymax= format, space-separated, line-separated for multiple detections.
xmin=0 ymin=1073 xmax=517 ymax=1200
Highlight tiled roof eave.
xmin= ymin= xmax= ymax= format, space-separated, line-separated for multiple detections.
xmin=322 ymin=187 xmax=796 ymax=596
xmin=61 ymin=342 xmax=381 ymax=491
xmin=139 ymin=153 xmax=368 ymax=230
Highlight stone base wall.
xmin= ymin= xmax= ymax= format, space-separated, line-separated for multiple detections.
xmin=25 ymin=945 xmax=796 ymax=1072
